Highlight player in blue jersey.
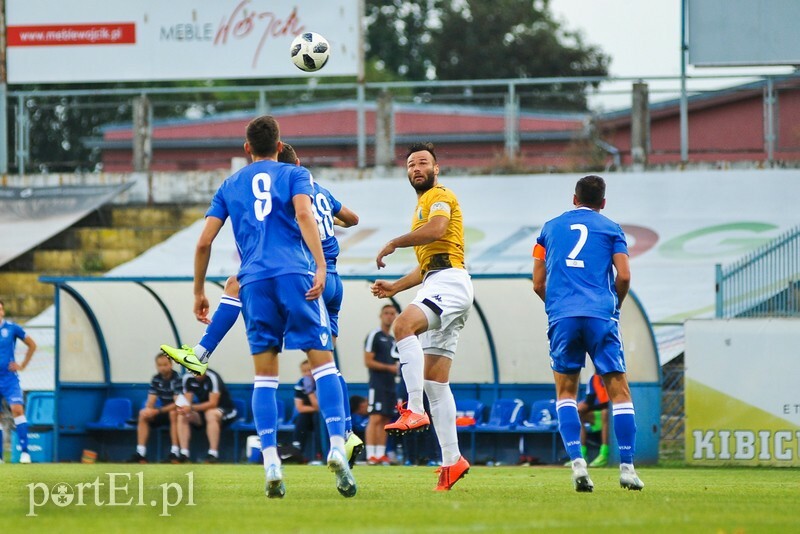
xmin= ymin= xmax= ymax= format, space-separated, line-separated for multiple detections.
xmin=171 ymin=116 xmax=356 ymax=498
xmin=161 ymin=143 xmax=364 ymax=468
xmin=532 ymin=175 xmax=644 ymax=492
xmin=0 ymin=300 xmax=37 ymax=464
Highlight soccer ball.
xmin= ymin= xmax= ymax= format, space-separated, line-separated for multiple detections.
xmin=290 ymin=32 xmax=330 ymax=72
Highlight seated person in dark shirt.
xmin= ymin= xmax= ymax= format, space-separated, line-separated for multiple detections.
xmin=291 ymin=359 xmax=319 ymax=461
xmin=129 ymin=353 xmax=182 ymax=463
xmin=176 ymin=367 xmax=237 ymax=463
xmin=349 ymin=395 xmax=369 ymax=443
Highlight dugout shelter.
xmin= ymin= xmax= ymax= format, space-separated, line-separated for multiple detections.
xmin=42 ymin=274 xmax=660 ymax=465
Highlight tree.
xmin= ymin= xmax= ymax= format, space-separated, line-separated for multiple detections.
xmin=366 ymin=0 xmax=609 ymax=110
xmin=365 ymin=0 xmax=445 ymax=81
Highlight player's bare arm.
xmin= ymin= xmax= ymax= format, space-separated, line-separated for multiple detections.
xmin=177 ymin=392 xmax=195 ymax=415
xmin=371 ymin=267 xmax=424 ymax=299
xmin=532 ymin=259 xmax=547 ymax=302
xmin=9 ymin=334 xmax=36 ymax=372
xmin=142 ymin=393 xmax=159 ymax=418
xmin=194 ymin=391 xmax=220 ymax=412
xmin=293 ymin=193 xmax=327 ymax=300
xmin=194 ymin=216 xmax=224 ymax=324
xmin=612 ymin=252 xmax=631 ymax=307
xmin=333 ymin=204 xmax=359 ymax=227
xmin=375 ymin=215 xmax=448 ymax=268
xmin=365 ymin=350 xmax=399 ymax=373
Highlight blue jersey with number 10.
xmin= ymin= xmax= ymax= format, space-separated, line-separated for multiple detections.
xmin=535 ymin=207 xmax=628 ymax=322
xmin=207 ymin=159 xmax=316 ymax=286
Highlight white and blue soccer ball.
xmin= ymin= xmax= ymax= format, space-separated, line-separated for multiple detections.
xmin=290 ymin=32 xmax=330 ymax=72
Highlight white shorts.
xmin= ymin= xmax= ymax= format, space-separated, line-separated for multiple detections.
xmin=410 ymin=268 xmax=474 ymax=358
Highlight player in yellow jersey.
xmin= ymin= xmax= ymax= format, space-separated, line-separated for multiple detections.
xmin=371 ymin=142 xmax=474 ymax=491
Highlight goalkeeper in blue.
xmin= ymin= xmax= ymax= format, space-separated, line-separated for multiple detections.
xmin=168 ymin=116 xmax=357 ymax=498
xmin=161 ymin=142 xmax=363 ymax=469
xmin=532 ymin=175 xmax=644 ymax=492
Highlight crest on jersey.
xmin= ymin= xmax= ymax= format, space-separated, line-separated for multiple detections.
xmin=416 ymin=207 xmax=424 ymax=220
xmin=0 ymin=328 xmax=8 ymax=338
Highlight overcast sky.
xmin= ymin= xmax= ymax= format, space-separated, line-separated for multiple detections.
xmin=549 ymin=0 xmax=793 ymax=110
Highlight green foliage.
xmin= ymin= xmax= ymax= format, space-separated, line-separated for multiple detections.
xmin=365 ymin=0 xmax=444 ymax=80
xmin=366 ymin=0 xmax=610 ymax=109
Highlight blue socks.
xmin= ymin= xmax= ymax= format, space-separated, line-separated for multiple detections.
xmin=14 ymin=416 xmax=29 ymax=453
xmin=556 ymin=399 xmax=583 ymax=460
xmin=613 ymin=402 xmax=637 ymax=464
xmin=338 ymin=372 xmax=352 ymax=434
xmin=198 ymin=295 xmax=241 ymax=358
xmin=252 ymin=377 xmax=279 ymax=450
xmin=312 ymin=363 xmax=345 ymax=439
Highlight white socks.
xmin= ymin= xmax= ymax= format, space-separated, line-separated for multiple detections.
xmin=263 ymin=446 xmax=280 ymax=469
xmin=397 ymin=337 xmax=425 ymax=414
xmin=424 ymin=379 xmax=461 ymax=466
xmin=193 ymin=344 xmax=210 ymax=363
xmin=330 ymin=435 xmax=346 ymax=454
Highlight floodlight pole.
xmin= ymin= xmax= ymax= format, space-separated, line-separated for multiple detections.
xmin=679 ymin=0 xmax=689 ymax=164
xmin=356 ymin=0 xmax=366 ymax=169
xmin=0 ymin=0 xmax=8 ymax=174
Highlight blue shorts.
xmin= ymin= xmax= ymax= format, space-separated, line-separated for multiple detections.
xmin=0 ymin=373 xmax=24 ymax=405
xmin=323 ymin=272 xmax=343 ymax=338
xmin=547 ymin=317 xmax=626 ymax=375
xmin=240 ymin=274 xmax=333 ymax=354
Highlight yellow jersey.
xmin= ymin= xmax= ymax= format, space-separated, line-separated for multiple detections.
xmin=412 ymin=184 xmax=466 ymax=275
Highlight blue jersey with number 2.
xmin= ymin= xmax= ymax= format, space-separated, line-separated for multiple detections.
xmin=207 ymin=159 xmax=316 ymax=286
xmin=536 ymin=207 xmax=628 ymax=322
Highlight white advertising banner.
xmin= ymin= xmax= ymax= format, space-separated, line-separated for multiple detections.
xmin=102 ymin=169 xmax=800 ymax=362
xmin=6 ymin=0 xmax=360 ymax=83
xmin=685 ymin=319 xmax=800 ymax=466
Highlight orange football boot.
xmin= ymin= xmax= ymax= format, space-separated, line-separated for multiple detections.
xmin=435 ymin=456 xmax=470 ymax=491
xmin=384 ymin=401 xmax=430 ymax=436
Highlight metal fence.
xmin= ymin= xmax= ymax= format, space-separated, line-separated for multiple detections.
xmin=660 ymin=355 xmax=685 ymax=461
xmin=2 ymin=73 xmax=799 ymax=174
xmin=715 ymin=225 xmax=800 ymax=318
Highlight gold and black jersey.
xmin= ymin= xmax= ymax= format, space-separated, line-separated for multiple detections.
xmin=412 ymin=184 xmax=466 ymax=276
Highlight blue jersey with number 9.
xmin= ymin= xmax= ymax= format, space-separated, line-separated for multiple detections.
xmin=207 ymin=159 xmax=316 ymax=286
xmin=535 ymin=207 xmax=628 ymax=322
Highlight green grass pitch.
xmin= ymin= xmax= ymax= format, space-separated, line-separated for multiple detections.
xmin=3 ymin=463 xmax=798 ymax=532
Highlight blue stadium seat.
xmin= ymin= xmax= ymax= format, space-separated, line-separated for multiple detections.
xmin=455 ymin=399 xmax=485 ymax=428
xmin=465 ymin=398 xmax=525 ymax=462
xmin=231 ymin=397 xmax=297 ymax=462
xmin=517 ymin=399 xmax=561 ymax=464
xmin=520 ymin=399 xmax=558 ymax=431
xmin=231 ymin=398 xmax=249 ymax=426
xmin=277 ymin=399 xmax=296 ymax=432
xmin=230 ymin=397 xmax=254 ymax=463
xmin=85 ymin=398 xmax=134 ymax=430
xmin=26 ymin=392 xmax=55 ymax=426
xmin=476 ymin=398 xmax=526 ymax=432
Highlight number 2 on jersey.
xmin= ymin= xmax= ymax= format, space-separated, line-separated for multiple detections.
xmin=566 ymin=223 xmax=587 ymax=268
